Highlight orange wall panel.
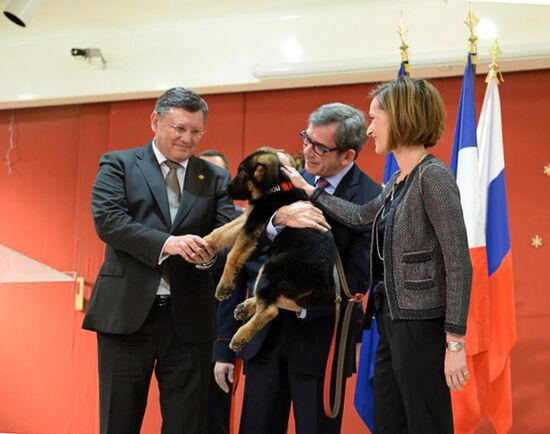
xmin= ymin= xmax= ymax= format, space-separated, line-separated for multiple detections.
xmin=0 ymin=70 xmax=549 ymax=433
xmin=0 ymin=106 xmax=81 ymax=272
xmin=199 ymin=92 xmax=246 ymax=175
xmin=0 ymin=283 xmax=75 ymax=434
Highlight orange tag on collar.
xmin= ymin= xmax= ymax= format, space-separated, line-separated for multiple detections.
xmin=280 ymin=181 xmax=294 ymax=191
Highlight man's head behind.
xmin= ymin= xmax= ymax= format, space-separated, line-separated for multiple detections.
xmin=257 ymin=146 xmax=297 ymax=168
xmin=151 ymin=87 xmax=209 ymax=163
xmin=199 ymin=149 xmax=230 ymax=171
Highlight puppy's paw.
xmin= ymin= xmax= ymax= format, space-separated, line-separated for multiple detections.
xmin=215 ymin=283 xmax=234 ymax=301
xmin=202 ymin=236 xmax=216 ymax=251
xmin=229 ymin=337 xmax=248 ymax=352
xmin=234 ymin=304 xmax=249 ymax=321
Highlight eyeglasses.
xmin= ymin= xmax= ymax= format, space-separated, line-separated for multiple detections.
xmin=169 ymin=122 xmax=204 ymax=140
xmin=300 ymin=130 xmax=339 ymax=156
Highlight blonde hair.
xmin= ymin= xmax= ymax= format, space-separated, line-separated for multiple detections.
xmin=370 ymin=77 xmax=445 ymax=151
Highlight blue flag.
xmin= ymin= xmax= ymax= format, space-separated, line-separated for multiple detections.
xmin=451 ymin=53 xmax=477 ymax=176
xmin=382 ymin=154 xmax=400 ymax=186
xmin=353 ymin=317 xmax=379 ymax=431
xmin=353 ymin=61 xmax=409 ymax=432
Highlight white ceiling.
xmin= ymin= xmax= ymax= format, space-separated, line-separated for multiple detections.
xmin=0 ymin=0 xmax=549 ymax=108
xmin=0 ymin=0 xmax=378 ymax=34
xmin=1 ymin=0 xmax=547 ymax=35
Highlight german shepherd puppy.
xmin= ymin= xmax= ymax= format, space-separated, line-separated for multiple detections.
xmin=204 ymin=150 xmax=335 ymax=351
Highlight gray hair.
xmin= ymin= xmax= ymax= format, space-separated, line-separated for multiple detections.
xmin=308 ymin=103 xmax=367 ymax=156
xmin=154 ymin=87 xmax=209 ymax=120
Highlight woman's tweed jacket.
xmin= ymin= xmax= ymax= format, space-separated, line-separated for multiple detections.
xmin=311 ymin=155 xmax=472 ymax=335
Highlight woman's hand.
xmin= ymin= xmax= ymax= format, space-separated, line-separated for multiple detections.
xmin=281 ymin=166 xmax=315 ymax=196
xmin=444 ymin=336 xmax=470 ymax=391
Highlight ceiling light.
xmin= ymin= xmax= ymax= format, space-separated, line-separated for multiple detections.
xmin=478 ymin=18 xmax=498 ymax=40
xmin=280 ymin=38 xmax=304 ymax=62
xmin=3 ymin=0 xmax=41 ymax=28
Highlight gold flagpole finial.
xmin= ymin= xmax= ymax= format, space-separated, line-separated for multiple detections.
xmin=465 ymin=3 xmax=479 ymax=64
xmin=486 ymin=39 xmax=504 ymax=83
xmin=397 ymin=10 xmax=410 ymax=75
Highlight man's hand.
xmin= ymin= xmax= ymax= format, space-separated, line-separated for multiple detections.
xmin=163 ymin=235 xmax=216 ymax=264
xmin=273 ymin=201 xmax=330 ymax=232
xmin=214 ymin=362 xmax=235 ymax=393
xmin=276 ymin=295 xmax=302 ymax=313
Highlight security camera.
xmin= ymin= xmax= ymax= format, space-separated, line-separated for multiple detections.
xmin=71 ymin=48 xmax=87 ymax=57
xmin=70 ymin=48 xmax=107 ymax=69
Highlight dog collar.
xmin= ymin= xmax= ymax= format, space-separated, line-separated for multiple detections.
xmin=269 ymin=181 xmax=294 ymax=194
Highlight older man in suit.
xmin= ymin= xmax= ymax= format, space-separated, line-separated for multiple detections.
xmin=83 ymin=87 xmax=236 ymax=434
xmin=214 ymin=103 xmax=381 ymax=434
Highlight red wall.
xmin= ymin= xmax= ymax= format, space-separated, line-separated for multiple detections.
xmin=0 ymin=69 xmax=549 ymax=433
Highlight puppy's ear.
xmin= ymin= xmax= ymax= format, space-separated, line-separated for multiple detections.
xmin=253 ymin=164 xmax=267 ymax=182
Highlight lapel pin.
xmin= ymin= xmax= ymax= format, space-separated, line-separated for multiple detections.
xmin=198 ymin=174 xmax=205 ymax=180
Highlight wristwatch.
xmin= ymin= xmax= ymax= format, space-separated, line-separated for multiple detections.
xmin=446 ymin=341 xmax=465 ymax=352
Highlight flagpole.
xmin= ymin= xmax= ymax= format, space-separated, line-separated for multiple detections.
xmin=379 ymin=12 xmax=411 ymax=186
xmin=449 ymin=6 xmax=494 ymax=434
xmin=397 ymin=10 xmax=410 ymax=76
xmin=465 ymin=3 xmax=479 ymax=68
xmin=486 ymin=39 xmax=505 ymax=84
xmin=477 ymin=39 xmax=516 ymax=434
xmin=354 ymin=13 xmax=412 ymax=431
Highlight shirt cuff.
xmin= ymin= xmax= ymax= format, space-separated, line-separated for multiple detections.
xmin=158 ymin=236 xmax=174 ymax=264
xmin=266 ymin=213 xmax=284 ymax=241
xmin=296 ymin=308 xmax=307 ymax=319
xmin=195 ymin=254 xmax=217 ymax=270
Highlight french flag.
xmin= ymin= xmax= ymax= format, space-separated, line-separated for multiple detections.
xmin=476 ymin=74 xmax=516 ymax=434
xmin=450 ymin=53 xmax=492 ymax=434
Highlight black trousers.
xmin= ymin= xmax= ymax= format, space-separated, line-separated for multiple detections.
xmin=97 ymin=303 xmax=212 ymax=434
xmin=373 ymin=296 xmax=453 ymax=434
xmin=239 ymin=319 xmax=345 ymax=434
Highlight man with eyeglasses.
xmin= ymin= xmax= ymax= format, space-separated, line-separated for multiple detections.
xmin=235 ymin=103 xmax=381 ymax=434
xmin=83 ymin=87 xmax=237 ymax=434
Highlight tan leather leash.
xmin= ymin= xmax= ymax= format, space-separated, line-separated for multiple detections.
xmin=323 ymin=245 xmax=364 ymax=418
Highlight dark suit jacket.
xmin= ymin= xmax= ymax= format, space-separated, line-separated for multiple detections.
xmin=83 ymin=143 xmax=236 ymax=343
xmin=214 ymin=163 xmax=381 ymax=376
